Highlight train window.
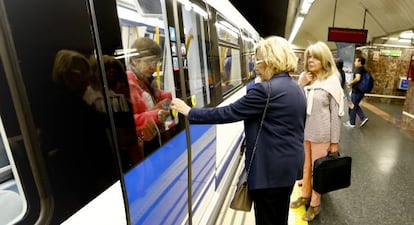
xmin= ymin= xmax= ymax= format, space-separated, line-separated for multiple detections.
xmin=116 ymin=0 xmax=180 ymax=160
xmin=216 ymin=20 xmax=239 ymax=45
xmin=218 ymin=46 xmax=242 ymax=95
xmin=242 ymin=35 xmax=256 ymax=80
xmin=180 ymin=2 xmax=211 ymax=108
xmin=215 ymin=17 xmax=242 ymax=95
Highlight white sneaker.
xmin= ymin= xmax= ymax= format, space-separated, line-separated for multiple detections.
xmin=344 ymin=121 xmax=355 ymax=128
xmin=360 ymin=118 xmax=369 ymax=127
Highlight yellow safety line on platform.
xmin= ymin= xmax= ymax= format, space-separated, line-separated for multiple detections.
xmin=288 ymin=182 xmax=308 ymax=225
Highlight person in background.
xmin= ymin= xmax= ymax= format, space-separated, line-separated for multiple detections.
xmin=291 ymin=41 xmax=344 ymax=221
xmin=223 ymin=49 xmax=232 ymax=84
xmin=335 ymin=57 xmax=346 ymax=89
xmin=127 ymin=37 xmax=171 ymax=157
xmin=335 ymin=57 xmax=353 ymax=102
xmin=344 ymin=56 xmax=369 ymax=128
xmin=171 ymin=36 xmax=306 ymax=225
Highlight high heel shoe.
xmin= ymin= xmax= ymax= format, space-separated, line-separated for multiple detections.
xmin=303 ymin=205 xmax=320 ymax=221
xmin=290 ymin=197 xmax=310 ymax=208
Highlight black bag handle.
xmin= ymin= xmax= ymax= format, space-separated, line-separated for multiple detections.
xmin=327 ymin=151 xmax=340 ymax=158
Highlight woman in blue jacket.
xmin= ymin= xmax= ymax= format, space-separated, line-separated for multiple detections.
xmin=171 ymin=36 xmax=306 ymax=225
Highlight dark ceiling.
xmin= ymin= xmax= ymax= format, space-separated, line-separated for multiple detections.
xmin=229 ymin=0 xmax=290 ymax=38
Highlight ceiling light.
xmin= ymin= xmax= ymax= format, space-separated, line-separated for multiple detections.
xmin=399 ymin=30 xmax=414 ymax=39
xmin=288 ymin=0 xmax=316 ymax=44
xmin=300 ymin=0 xmax=315 ymax=14
xmin=288 ymin=16 xmax=304 ymax=43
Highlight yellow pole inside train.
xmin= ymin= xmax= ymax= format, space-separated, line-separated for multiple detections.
xmin=155 ymin=25 xmax=161 ymax=89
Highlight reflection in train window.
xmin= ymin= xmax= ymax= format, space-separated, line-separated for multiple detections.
xmin=116 ymin=0 xmax=180 ymax=160
xmin=242 ymin=35 xmax=256 ymax=80
xmin=218 ymin=47 xmax=241 ymax=95
xmin=216 ymin=19 xmax=239 ymax=45
xmin=215 ymin=17 xmax=242 ymax=95
xmin=181 ymin=2 xmax=211 ymax=108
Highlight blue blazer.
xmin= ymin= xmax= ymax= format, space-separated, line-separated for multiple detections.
xmin=188 ymin=73 xmax=306 ymax=190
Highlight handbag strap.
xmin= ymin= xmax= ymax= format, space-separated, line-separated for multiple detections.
xmin=246 ymin=81 xmax=271 ymax=176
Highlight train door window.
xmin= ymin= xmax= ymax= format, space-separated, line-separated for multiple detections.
xmin=116 ymin=1 xmax=193 ymax=224
xmin=180 ymin=1 xmax=211 ymax=108
xmin=116 ymin=0 xmax=181 ymax=159
xmin=215 ymin=17 xmax=242 ymax=95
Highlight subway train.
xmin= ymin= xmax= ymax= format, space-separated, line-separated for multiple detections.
xmin=0 ymin=0 xmax=263 ymax=224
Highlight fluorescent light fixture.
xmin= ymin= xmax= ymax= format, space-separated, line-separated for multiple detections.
xmin=114 ymin=52 xmax=140 ymax=59
xmin=398 ymin=38 xmax=411 ymax=43
xmin=117 ymin=6 xmax=164 ymax=28
xmin=288 ymin=0 xmax=316 ymax=44
xmin=177 ymin=0 xmax=208 ymax=18
xmin=300 ymin=0 xmax=315 ymax=14
xmin=177 ymin=0 xmax=190 ymax=7
xmin=288 ymin=16 xmax=304 ymax=43
xmin=192 ymin=4 xmax=208 ymax=18
xmin=399 ymin=30 xmax=414 ymax=39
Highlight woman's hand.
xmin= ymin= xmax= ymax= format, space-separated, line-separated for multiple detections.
xmin=299 ymin=72 xmax=314 ymax=87
xmin=171 ymin=98 xmax=191 ymax=116
xmin=330 ymin=143 xmax=339 ymax=153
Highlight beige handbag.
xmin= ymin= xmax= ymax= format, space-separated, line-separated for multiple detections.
xmin=230 ymin=82 xmax=271 ymax=212
xmin=230 ymin=169 xmax=252 ymax=211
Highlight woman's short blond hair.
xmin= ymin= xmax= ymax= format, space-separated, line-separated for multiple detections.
xmin=254 ymin=36 xmax=298 ymax=81
xmin=304 ymin=41 xmax=338 ymax=80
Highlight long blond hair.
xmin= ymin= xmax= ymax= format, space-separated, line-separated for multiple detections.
xmin=254 ymin=36 xmax=298 ymax=81
xmin=304 ymin=42 xmax=338 ymax=80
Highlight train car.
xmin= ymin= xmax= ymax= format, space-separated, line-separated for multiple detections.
xmin=0 ymin=0 xmax=261 ymax=224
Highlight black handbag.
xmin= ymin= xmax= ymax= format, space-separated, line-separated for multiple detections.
xmin=230 ymin=82 xmax=271 ymax=211
xmin=313 ymin=152 xmax=352 ymax=194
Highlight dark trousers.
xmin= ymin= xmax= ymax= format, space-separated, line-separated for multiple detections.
xmin=349 ymin=91 xmax=366 ymax=125
xmin=250 ymin=185 xmax=294 ymax=225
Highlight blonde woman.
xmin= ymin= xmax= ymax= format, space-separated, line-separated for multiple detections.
xmin=290 ymin=42 xmax=344 ymax=221
xmin=172 ymin=36 xmax=306 ymax=225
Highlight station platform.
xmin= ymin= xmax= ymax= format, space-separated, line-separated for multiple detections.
xmin=214 ymin=100 xmax=414 ymax=225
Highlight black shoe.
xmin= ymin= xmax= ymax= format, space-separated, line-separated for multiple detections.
xmin=360 ymin=118 xmax=369 ymax=127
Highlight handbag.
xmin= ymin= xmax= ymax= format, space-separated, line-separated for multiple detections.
xmin=229 ymin=169 xmax=251 ymax=211
xmin=313 ymin=152 xmax=352 ymax=194
xmin=230 ymin=82 xmax=271 ymax=211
